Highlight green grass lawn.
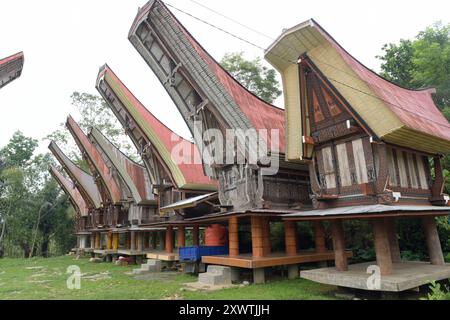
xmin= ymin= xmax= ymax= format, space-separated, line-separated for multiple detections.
xmin=0 ymin=255 xmax=338 ymax=300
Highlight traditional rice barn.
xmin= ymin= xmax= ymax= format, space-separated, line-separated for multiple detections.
xmin=127 ymin=0 xmax=343 ymax=283
xmin=0 ymin=52 xmax=24 ymax=90
xmin=49 ymin=166 xmax=91 ymax=252
xmin=48 ymin=141 xmax=102 ymax=254
xmin=96 ymin=65 xmax=218 ymax=262
xmin=265 ymin=19 xmax=450 ymax=291
xmin=87 ymin=127 xmax=163 ymax=258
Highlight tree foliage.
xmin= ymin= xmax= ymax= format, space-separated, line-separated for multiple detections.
xmin=220 ymin=52 xmax=282 ymax=104
xmin=45 ymin=92 xmax=138 ymax=163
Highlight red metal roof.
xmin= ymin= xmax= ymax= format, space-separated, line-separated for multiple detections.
xmin=313 ymin=21 xmax=450 ymax=143
xmin=0 ymin=52 xmax=23 ymax=66
xmin=100 ymin=66 xmax=216 ymax=189
xmin=66 ymin=115 xmax=122 ymax=204
xmin=50 ymin=166 xmax=89 ymax=216
xmin=131 ymin=1 xmax=286 ymax=154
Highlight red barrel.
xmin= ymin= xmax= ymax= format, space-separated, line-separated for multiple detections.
xmin=204 ymin=224 xmax=228 ymax=246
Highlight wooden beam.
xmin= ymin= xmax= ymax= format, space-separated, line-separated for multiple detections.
xmin=372 ymin=218 xmax=393 ymax=275
xmin=165 ymin=226 xmax=174 ymax=254
xmin=107 ymin=232 xmax=113 ymax=250
xmin=330 ymin=220 xmax=348 ymax=271
xmin=284 ymin=221 xmax=298 ymax=255
xmin=314 ymin=221 xmax=327 ymax=253
xmin=229 ymin=216 xmax=239 ymax=257
xmin=125 ymin=232 xmax=131 ymax=250
xmin=137 ymin=232 xmax=143 ymax=251
xmin=422 ymin=217 xmax=445 ymax=265
xmin=177 ymin=226 xmax=186 ymax=248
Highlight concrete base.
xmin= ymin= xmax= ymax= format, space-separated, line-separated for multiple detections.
xmin=300 ymin=261 xmax=450 ymax=292
xmin=253 ymin=268 xmax=265 ymax=284
xmin=231 ymin=267 xmax=240 ymax=282
xmin=198 ymin=265 xmax=232 ymax=286
xmin=133 ymin=259 xmax=162 ymax=275
xmin=288 ymin=265 xmax=299 ymax=279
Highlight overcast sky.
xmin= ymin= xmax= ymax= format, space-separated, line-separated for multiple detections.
xmin=1 ymin=0 xmax=450 ymax=154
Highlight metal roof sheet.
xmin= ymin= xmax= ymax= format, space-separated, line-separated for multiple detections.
xmin=50 ymin=166 xmax=89 ymax=216
xmin=159 ymin=192 xmax=218 ymax=212
xmin=66 ymin=116 xmax=122 ymax=205
xmin=48 ymin=141 xmax=102 ymax=209
xmin=0 ymin=52 xmax=24 ymax=89
xmin=98 ymin=65 xmax=217 ymax=191
xmin=88 ymin=127 xmax=155 ymax=204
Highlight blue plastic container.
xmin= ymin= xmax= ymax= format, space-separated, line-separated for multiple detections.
xmin=179 ymin=246 xmax=229 ymax=262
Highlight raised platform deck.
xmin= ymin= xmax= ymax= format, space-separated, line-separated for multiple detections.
xmin=116 ymin=249 xmax=155 ymax=256
xmin=94 ymin=249 xmax=118 ymax=255
xmin=202 ymin=250 xmax=353 ymax=269
xmin=300 ymin=261 xmax=450 ymax=292
xmin=146 ymin=251 xmax=179 ymax=261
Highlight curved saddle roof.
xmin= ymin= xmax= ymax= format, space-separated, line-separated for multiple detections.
xmin=0 ymin=52 xmax=24 ymax=89
xmin=128 ymin=0 xmax=285 ymax=155
xmin=97 ymin=65 xmax=217 ymax=191
xmin=88 ymin=127 xmax=156 ymax=205
xmin=49 ymin=166 xmax=89 ymax=216
xmin=66 ymin=116 xmax=122 ymax=205
xmin=48 ymin=141 xmax=102 ymax=209
xmin=266 ymin=19 xmax=450 ymax=154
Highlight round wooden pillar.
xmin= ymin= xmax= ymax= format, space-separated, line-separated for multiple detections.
xmin=113 ymin=233 xmax=119 ymax=251
xmin=372 ymin=218 xmax=393 ymax=276
xmin=192 ymin=226 xmax=200 ymax=246
xmin=165 ymin=226 xmax=174 ymax=253
xmin=330 ymin=220 xmax=348 ymax=271
xmin=284 ymin=220 xmax=298 ymax=256
xmin=107 ymin=232 xmax=113 ymax=250
xmin=314 ymin=221 xmax=327 ymax=253
xmin=386 ymin=218 xmax=401 ymax=262
xmin=251 ymin=216 xmax=265 ymax=258
xmin=229 ymin=216 xmax=239 ymax=257
xmin=177 ymin=226 xmax=186 ymax=248
xmin=422 ymin=216 xmax=445 ymax=265
xmin=130 ymin=231 xmax=136 ymax=251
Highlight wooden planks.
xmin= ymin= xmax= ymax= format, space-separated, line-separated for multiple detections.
xmin=336 ymin=143 xmax=352 ymax=187
xmin=321 ymin=146 xmax=336 ymax=189
xmin=352 ymin=138 xmax=368 ymax=184
xmin=202 ymin=251 xmax=353 ymax=269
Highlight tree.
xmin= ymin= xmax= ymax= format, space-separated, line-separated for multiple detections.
xmin=220 ymin=52 xmax=282 ymax=104
xmin=378 ymin=22 xmax=450 ymax=112
xmin=45 ymin=92 xmax=138 ymax=163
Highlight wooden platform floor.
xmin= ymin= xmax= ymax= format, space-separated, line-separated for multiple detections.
xmin=300 ymin=261 xmax=450 ymax=292
xmin=147 ymin=250 xmax=179 ymax=261
xmin=202 ymin=250 xmax=353 ymax=269
xmin=117 ymin=249 xmax=155 ymax=256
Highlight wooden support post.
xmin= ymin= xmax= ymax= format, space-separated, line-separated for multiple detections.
xmin=152 ymin=232 xmax=157 ymax=249
xmin=284 ymin=221 xmax=298 ymax=255
xmin=143 ymin=233 xmax=149 ymax=249
xmin=330 ymin=220 xmax=348 ymax=271
xmin=159 ymin=231 xmax=165 ymax=251
xmin=107 ymin=232 xmax=113 ymax=250
xmin=90 ymin=233 xmax=94 ymax=249
xmin=113 ymin=233 xmax=119 ymax=251
xmin=130 ymin=231 xmax=136 ymax=251
xmin=422 ymin=217 xmax=445 ymax=265
xmin=229 ymin=216 xmax=239 ymax=257
xmin=137 ymin=232 xmax=143 ymax=252
xmin=177 ymin=226 xmax=186 ymax=248
xmin=192 ymin=226 xmax=200 ymax=246
xmin=372 ymin=218 xmax=393 ymax=276
xmin=95 ymin=232 xmax=101 ymax=249
xmin=125 ymin=232 xmax=131 ymax=250
xmin=314 ymin=221 xmax=327 ymax=253
xmin=386 ymin=219 xmax=401 ymax=262
xmin=262 ymin=218 xmax=271 ymax=256
xmin=251 ymin=216 xmax=265 ymax=258
xmin=165 ymin=226 xmax=174 ymax=253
